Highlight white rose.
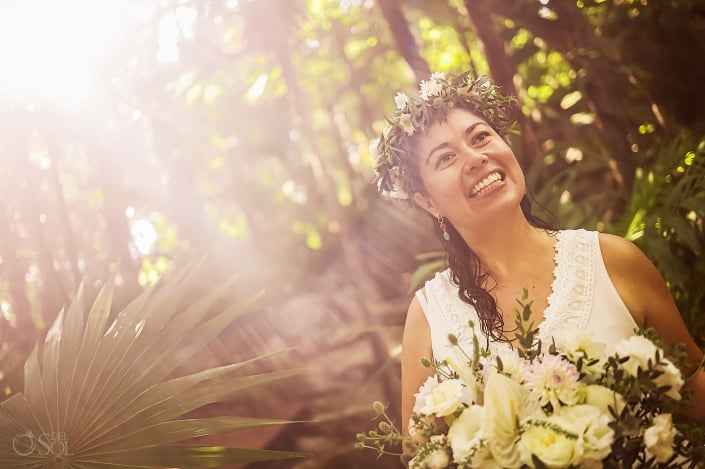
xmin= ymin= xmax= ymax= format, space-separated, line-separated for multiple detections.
xmin=482 ymin=372 xmax=538 ymax=468
xmin=554 ymin=332 xmax=607 ymax=378
xmin=554 ymin=331 xmax=606 ymax=357
xmin=518 ymin=416 xmax=580 ymax=468
xmin=614 ymin=335 xmax=659 ymax=376
xmin=653 ymin=359 xmax=684 ymax=401
xmin=644 ymin=414 xmax=676 ymax=463
xmin=394 ymin=91 xmax=410 ymax=110
xmin=417 ymin=379 xmax=467 ymax=417
xmin=398 ymin=112 xmax=415 ymax=136
xmin=557 ymin=405 xmax=615 ymax=463
xmin=582 ymin=384 xmax=626 ymax=417
xmin=614 ymin=336 xmax=684 ymax=400
xmin=447 ymin=406 xmax=486 ymax=463
xmin=413 ymin=376 xmax=439 ymax=413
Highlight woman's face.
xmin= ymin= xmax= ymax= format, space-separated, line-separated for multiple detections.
xmin=412 ymin=108 xmax=526 ymax=231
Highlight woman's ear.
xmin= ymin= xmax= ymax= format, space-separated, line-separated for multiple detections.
xmin=413 ymin=192 xmax=439 ymax=218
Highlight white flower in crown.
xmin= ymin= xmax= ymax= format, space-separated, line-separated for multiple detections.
xmin=430 ymin=71 xmax=446 ymax=81
xmin=368 ymin=137 xmax=380 ymax=161
xmin=419 ymin=76 xmax=444 ymax=100
xmin=387 ymin=167 xmax=409 ymax=200
xmin=394 ymin=91 xmax=410 ymax=110
xmin=388 ymin=185 xmax=409 ymax=200
xmin=398 ymin=112 xmax=415 ymax=136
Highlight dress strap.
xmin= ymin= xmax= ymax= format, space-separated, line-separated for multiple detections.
xmin=539 ymin=229 xmax=596 ymax=344
xmin=415 ymin=289 xmax=430 ymax=318
xmin=421 ymin=270 xmax=490 ymax=361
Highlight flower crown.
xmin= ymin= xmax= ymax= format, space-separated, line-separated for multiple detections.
xmin=371 ymin=71 xmax=517 ymax=202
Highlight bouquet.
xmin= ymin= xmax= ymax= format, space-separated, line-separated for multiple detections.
xmin=357 ymin=292 xmax=705 ymax=468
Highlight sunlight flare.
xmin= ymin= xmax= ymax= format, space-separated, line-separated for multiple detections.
xmin=0 ymin=0 xmax=136 ymax=108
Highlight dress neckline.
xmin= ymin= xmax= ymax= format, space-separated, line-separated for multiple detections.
xmin=481 ymin=230 xmax=594 ymax=350
xmin=476 ymin=230 xmax=563 ymax=353
xmin=536 ymin=230 xmax=564 ymax=340
xmin=424 ymin=229 xmax=596 ymax=361
xmin=537 ymin=229 xmax=595 ymax=345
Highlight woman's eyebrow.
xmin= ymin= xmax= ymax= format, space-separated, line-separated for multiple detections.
xmin=425 ymin=122 xmax=483 ymax=165
xmin=426 ymin=142 xmax=449 ymax=165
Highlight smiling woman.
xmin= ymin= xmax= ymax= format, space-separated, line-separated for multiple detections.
xmin=0 ymin=0 xmax=138 ymax=109
xmin=411 ymin=109 xmax=527 ymax=235
xmin=369 ymin=72 xmax=705 ymax=464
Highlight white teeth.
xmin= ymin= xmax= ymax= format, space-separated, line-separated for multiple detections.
xmin=471 ymin=172 xmax=502 ymax=196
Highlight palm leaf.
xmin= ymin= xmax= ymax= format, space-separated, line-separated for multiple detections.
xmin=0 ymin=268 xmax=307 ymax=468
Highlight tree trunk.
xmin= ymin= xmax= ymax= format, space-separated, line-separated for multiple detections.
xmin=462 ymin=0 xmax=541 ymax=167
xmin=376 ymin=0 xmax=431 ymax=83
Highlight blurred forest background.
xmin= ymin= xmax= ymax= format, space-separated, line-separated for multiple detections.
xmin=1 ymin=0 xmax=704 ymax=467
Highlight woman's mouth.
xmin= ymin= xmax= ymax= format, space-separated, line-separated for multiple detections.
xmin=469 ymin=171 xmax=504 ymax=198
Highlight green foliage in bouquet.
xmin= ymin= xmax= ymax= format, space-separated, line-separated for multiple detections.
xmin=357 ymin=291 xmax=705 ymax=468
xmin=0 ymin=267 xmax=307 ymax=468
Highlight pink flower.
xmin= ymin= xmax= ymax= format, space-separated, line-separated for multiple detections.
xmin=524 ymin=354 xmax=581 ymax=409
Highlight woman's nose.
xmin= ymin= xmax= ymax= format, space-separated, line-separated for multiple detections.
xmin=461 ymin=150 xmax=488 ymax=172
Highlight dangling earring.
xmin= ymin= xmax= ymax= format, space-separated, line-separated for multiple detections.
xmin=437 ymin=215 xmax=450 ymax=241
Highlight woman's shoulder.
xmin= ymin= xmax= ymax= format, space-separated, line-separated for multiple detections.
xmin=596 ymin=232 xmax=666 ymax=326
xmin=596 ymin=232 xmax=644 ymax=264
xmin=414 ymin=267 xmax=453 ymax=298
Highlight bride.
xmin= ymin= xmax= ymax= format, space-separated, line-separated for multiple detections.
xmin=370 ymin=72 xmax=705 ymax=439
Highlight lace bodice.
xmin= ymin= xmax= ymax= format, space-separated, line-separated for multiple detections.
xmin=417 ymin=229 xmax=638 ymax=361
xmin=539 ymin=229 xmax=595 ymax=345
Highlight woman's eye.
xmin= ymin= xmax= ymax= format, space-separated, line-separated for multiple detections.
xmin=436 ymin=153 xmax=454 ymax=167
xmin=472 ymin=131 xmax=491 ymax=145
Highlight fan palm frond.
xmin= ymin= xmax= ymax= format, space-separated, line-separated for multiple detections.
xmin=0 ymin=267 xmax=306 ymax=468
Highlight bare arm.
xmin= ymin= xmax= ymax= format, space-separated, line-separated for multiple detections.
xmin=599 ymin=233 xmax=705 ymax=419
xmin=401 ymin=294 xmax=434 ymax=442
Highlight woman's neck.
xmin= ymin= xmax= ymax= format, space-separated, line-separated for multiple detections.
xmin=456 ymin=211 xmax=554 ymax=282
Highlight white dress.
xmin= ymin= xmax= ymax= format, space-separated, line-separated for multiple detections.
xmin=415 ymin=229 xmax=639 ymax=362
